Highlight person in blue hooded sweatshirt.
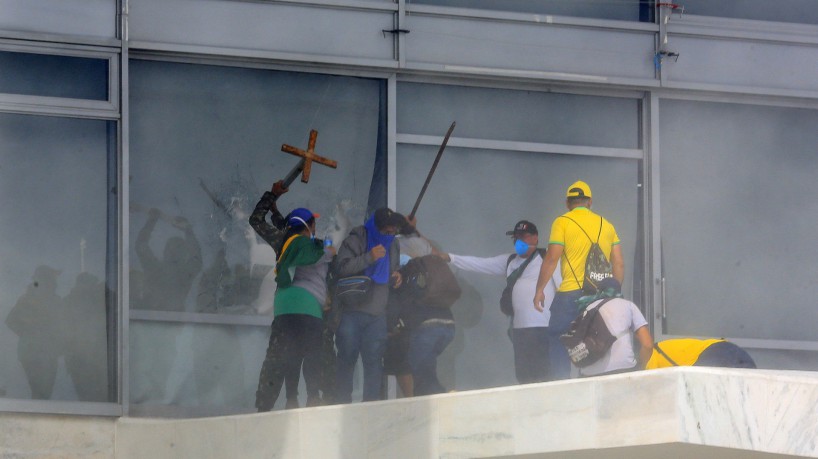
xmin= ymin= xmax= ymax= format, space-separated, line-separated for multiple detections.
xmin=334 ymin=208 xmax=407 ymax=403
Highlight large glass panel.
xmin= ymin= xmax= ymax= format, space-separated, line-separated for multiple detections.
xmin=128 ymin=322 xmax=269 ymax=413
xmin=396 ymin=82 xmax=641 ymax=390
xmin=660 ymin=99 xmax=818 ymax=345
xmin=0 ymin=113 xmax=116 ymax=402
xmin=396 ymin=144 xmax=639 ymax=390
xmin=409 ymin=0 xmax=652 ymax=22
xmin=680 ymin=0 xmax=818 ymax=25
xmin=398 ymin=83 xmax=640 ymax=149
xmin=128 ymin=60 xmax=382 ymax=408
xmin=0 ymin=51 xmax=109 ymax=100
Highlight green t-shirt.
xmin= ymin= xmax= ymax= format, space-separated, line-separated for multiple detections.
xmin=273 ymin=234 xmax=327 ymax=318
xmin=274 ymin=286 xmax=322 ymax=319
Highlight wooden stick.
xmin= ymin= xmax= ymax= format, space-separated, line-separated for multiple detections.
xmin=408 ymin=121 xmax=456 ymax=220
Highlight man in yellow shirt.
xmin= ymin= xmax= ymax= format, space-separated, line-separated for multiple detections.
xmin=534 ymin=180 xmax=624 ymax=380
xmin=647 ymin=338 xmax=757 ymax=369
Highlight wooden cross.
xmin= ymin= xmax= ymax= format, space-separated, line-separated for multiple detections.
xmin=280 ymin=129 xmax=338 ymax=185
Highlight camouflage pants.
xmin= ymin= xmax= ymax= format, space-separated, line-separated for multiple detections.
xmin=255 ymin=314 xmax=323 ymax=411
xmin=316 ymin=319 xmax=337 ymax=405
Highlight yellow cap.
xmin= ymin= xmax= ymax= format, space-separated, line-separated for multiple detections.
xmin=566 ymin=181 xmax=592 ymax=198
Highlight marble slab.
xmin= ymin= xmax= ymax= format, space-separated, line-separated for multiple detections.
xmin=115 ymin=368 xmax=818 ymax=458
xmin=6 ymin=368 xmax=818 ymax=458
xmin=0 ymin=412 xmax=115 ymax=459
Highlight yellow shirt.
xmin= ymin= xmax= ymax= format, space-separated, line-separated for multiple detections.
xmin=646 ymin=338 xmax=726 ymax=369
xmin=548 ymin=207 xmax=620 ymax=292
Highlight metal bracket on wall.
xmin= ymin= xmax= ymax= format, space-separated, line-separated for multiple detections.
xmin=657 ymin=2 xmax=685 ymax=23
xmin=382 ymin=28 xmax=410 ymax=38
xmin=654 ymin=49 xmax=680 ymax=72
xmin=657 ymin=2 xmax=684 ymax=47
xmin=655 ymin=2 xmax=683 ymax=77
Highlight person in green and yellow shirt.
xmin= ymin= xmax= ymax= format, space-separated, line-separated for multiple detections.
xmin=255 ymin=207 xmax=335 ymax=411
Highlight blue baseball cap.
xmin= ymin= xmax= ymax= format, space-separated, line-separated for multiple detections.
xmin=287 ymin=207 xmax=319 ymax=228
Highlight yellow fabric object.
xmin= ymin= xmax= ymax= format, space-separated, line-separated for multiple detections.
xmin=274 ymin=234 xmax=300 ymax=273
xmin=547 ymin=207 xmax=620 ymax=292
xmin=646 ymin=338 xmax=726 ymax=369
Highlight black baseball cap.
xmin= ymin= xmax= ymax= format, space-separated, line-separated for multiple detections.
xmin=374 ymin=208 xmax=406 ymax=231
xmin=505 ymin=220 xmax=538 ymax=236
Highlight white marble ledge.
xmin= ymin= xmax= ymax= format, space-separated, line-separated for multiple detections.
xmin=10 ymin=367 xmax=817 ymax=459
xmin=0 ymin=412 xmax=116 ymax=459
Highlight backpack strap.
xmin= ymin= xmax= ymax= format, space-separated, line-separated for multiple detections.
xmin=506 ymin=249 xmax=539 ymax=284
xmin=653 ymin=342 xmax=679 ymax=366
xmin=505 ymin=249 xmax=549 ymax=297
xmin=560 ymin=215 xmax=593 ymax=242
xmin=561 ymin=215 xmax=605 ymax=244
xmin=561 ymin=248 xmax=582 ymax=289
xmin=559 ymin=216 xmax=592 ymax=288
xmin=589 ymin=298 xmax=630 ymax=341
xmin=581 ymin=296 xmax=613 ymax=313
xmin=505 ymin=253 xmax=516 ymax=270
xmin=595 ymin=216 xmax=603 ymax=243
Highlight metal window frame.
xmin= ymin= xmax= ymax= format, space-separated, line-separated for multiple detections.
xmin=0 ymin=114 xmax=124 ymax=418
xmin=0 ymin=41 xmax=120 ymax=117
xmin=647 ymin=92 xmax=818 ymax=353
xmin=0 ymin=14 xmax=124 ymax=416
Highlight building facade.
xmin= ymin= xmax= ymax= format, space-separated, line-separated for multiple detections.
xmin=1 ymin=0 xmax=817 ymax=417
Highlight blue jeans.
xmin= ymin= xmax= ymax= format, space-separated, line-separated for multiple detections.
xmin=547 ymin=290 xmax=584 ymax=380
xmin=408 ymin=323 xmax=455 ymax=396
xmin=335 ymin=311 xmax=387 ymax=403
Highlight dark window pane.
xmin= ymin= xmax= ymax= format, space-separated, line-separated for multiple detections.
xmin=0 ymin=51 xmax=109 ymax=100
xmin=683 ymin=0 xmax=818 ymax=25
xmin=409 ymin=0 xmax=651 ymax=22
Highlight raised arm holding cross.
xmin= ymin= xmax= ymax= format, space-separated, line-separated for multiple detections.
xmin=279 ymin=129 xmax=338 ymax=186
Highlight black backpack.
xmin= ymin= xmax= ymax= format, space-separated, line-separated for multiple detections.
xmin=559 ymin=298 xmax=617 ymax=367
xmin=561 ymin=215 xmax=613 ymax=295
xmin=401 ymin=254 xmax=462 ymax=308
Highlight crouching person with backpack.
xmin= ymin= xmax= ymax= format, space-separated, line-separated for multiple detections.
xmin=395 ymin=250 xmax=461 ymax=396
xmin=562 ymin=278 xmax=653 ymax=377
xmin=647 ymin=338 xmax=756 ymax=370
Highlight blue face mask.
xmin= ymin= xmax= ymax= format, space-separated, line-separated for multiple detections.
xmin=514 ymin=239 xmax=529 ymax=256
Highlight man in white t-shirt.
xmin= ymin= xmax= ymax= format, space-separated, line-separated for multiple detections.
xmin=439 ymin=220 xmax=561 ymax=383
xmin=577 ymin=278 xmax=653 ymax=377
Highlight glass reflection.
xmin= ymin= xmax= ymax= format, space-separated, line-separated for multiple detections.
xmin=0 ymin=113 xmax=114 ymax=402
xmin=128 ymin=60 xmax=381 ymax=408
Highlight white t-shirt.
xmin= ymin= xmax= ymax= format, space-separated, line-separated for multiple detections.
xmin=579 ymin=298 xmax=648 ymax=376
xmin=449 ymin=252 xmax=561 ymax=328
